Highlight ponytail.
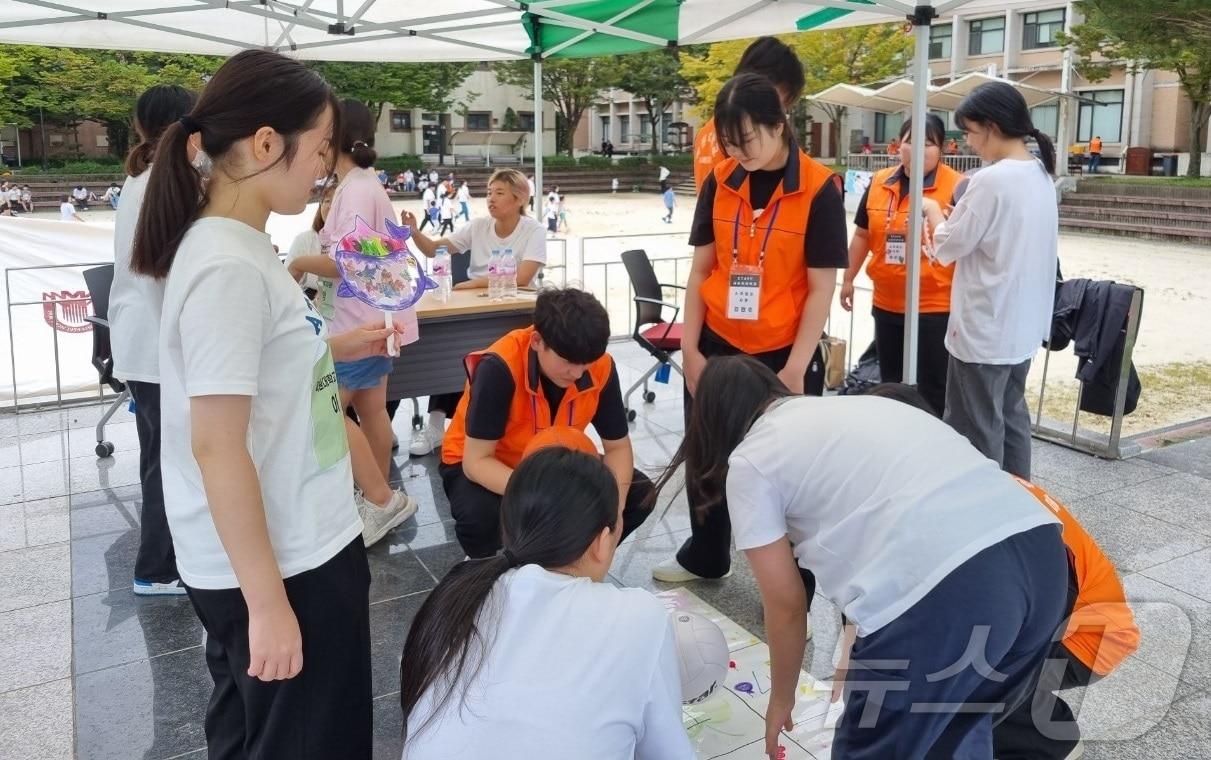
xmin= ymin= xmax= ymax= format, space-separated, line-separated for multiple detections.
xmin=339 ymin=99 xmax=377 ymax=169
xmin=955 ymin=81 xmax=1056 ymax=175
xmin=125 ymin=84 xmax=197 ymax=178
xmin=400 ymin=448 xmax=619 ymax=743
xmin=350 ymin=140 xmax=377 ymax=170
xmin=130 ymin=120 xmax=204 ymax=278
xmin=129 ymin=50 xmax=337 ymax=279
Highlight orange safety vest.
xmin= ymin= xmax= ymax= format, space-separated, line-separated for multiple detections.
xmin=693 ymin=118 xmax=725 ymax=191
xmin=441 ymin=326 xmax=615 ymax=469
xmin=700 ymin=147 xmax=841 ymax=354
xmin=1090 ymin=137 xmax=1103 ymax=153
xmin=863 ymin=163 xmax=963 ymax=314
xmin=1016 ymin=478 xmax=1140 ymax=677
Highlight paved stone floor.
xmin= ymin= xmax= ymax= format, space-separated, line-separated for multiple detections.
xmin=2 ymin=342 xmax=1209 ymax=759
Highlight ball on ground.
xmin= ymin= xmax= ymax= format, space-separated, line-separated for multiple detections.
xmin=672 ymin=611 xmax=729 ymax=704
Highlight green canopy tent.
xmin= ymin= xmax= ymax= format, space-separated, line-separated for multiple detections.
xmin=0 ymin=0 xmax=1049 ymax=381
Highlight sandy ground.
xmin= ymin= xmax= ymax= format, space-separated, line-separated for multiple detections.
xmin=32 ymin=190 xmax=1211 ymax=435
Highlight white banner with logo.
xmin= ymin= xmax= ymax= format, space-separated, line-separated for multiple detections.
xmin=1 ymin=211 xmax=314 ymax=407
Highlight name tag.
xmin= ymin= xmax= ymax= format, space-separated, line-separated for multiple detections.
xmin=727 ymin=265 xmax=762 ymax=321
xmin=885 ymin=232 xmax=907 ymax=266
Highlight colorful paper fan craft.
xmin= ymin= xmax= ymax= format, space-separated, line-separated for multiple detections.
xmin=334 ymin=216 xmax=435 ymax=310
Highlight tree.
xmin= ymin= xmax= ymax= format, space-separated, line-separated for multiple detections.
xmin=493 ymin=58 xmax=608 ymax=157
xmin=502 ymin=106 xmax=520 ymax=131
xmin=310 ymin=61 xmax=476 ymax=121
xmin=608 ymin=48 xmax=699 ymax=154
xmin=1062 ymin=0 xmax=1211 ymax=177
xmin=680 ymin=27 xmax=912 ymax=158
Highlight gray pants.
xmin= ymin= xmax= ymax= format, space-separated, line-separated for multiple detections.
xmin=944 ymin=355 xmax=1033 ymax=479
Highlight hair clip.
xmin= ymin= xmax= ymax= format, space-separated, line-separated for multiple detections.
xmin=191 ymin=149 xmax=213 ymax=177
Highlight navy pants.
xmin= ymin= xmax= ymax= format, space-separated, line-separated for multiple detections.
xmin=836 ymin=524 xmax=1068 ymax=759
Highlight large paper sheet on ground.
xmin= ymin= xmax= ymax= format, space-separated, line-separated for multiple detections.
xmin=657 ymin=588 xmax=843 ymax=760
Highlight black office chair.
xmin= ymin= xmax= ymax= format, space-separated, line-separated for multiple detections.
xmin=620 ymin=250 xmax=685 ymax=422
xmin=82 ymin=265 xmax=128 ymax=458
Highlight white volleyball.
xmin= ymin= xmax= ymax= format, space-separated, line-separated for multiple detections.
xmin=672 ymin=611 xmax=729 ymax=704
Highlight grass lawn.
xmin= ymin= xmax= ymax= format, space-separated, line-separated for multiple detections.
xmin=1084 ymin=175 xmax=1211 ymax=189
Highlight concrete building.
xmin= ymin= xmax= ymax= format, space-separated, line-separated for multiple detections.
xmin=372 ymin=66 xmax=558 ymax=163
xmin=846 ymin=0 xmax=1210 ymax=172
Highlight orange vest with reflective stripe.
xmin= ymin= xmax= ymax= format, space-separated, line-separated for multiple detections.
xmin=863 ymin=163 xmax=963 ymax=314
xmin=700 ymin=148 xmax=841 ymax=354
xmin=441 ymin=327 xmax=614 ymax=469
xmin=694 ymin=119 xmax=725 ymax=191
xmin=1016 ymin=478 xmax=1140 ymax=677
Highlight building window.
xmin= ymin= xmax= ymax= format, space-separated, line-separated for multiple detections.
xmin=390 ymin=110 xmax=412 ymax=132
xmin=518 ymin=111 xmax=535 ymax=131
xmin=465 ymin=111 xmax=491 ymax=131
xmin=875 ymin=112 xmax=904 ymax=144
xmin=1076 ymin=90 xmax=1124 ymax=143
xmin=929 ymin=24 xmax=952 ymax=60
xmin=618 ymin=115 xmax=630 ymax=142
xmin=599 ymin=116 xmax=610 ymax=141
xmin=1023 ymin=9 xmax=1065 ymax=50
xmin=639 ymin=115 xmax=652 ymax=142
xmin=1030 ymin=103 xmax=1059 ymax=140
xmin=661 ymin=111 xmax=674 ymax=143
xmin=968 ymin=16 xmax=1005 ymax=56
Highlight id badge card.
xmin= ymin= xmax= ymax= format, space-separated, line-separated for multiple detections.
xmin=727 ymin=264 xmax=762 ymax=321
xmin=884 ymin=226 xmax=907 ymax=266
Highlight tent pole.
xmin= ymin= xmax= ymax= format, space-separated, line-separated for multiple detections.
xmin=534 ymin=56 xmax=544 ymax=223
xmin=904 ymin=5 xmax=934 ymax=386
xmin=1056 ymin=0 xmax=1075 ymax=176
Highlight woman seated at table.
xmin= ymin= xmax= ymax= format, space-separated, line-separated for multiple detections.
xmin=401 ymin=167 xmax=548 ymax=457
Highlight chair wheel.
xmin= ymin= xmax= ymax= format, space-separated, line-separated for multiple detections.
xmin=626 ymin=408 xmax=637 ymax=423
xmin=643 ymin=390 xmax=656 ymax=403
xmin=411 ymin=414 xmax=424 ymax=431
xmin=95 ymin=441 xmax=115 ymax=458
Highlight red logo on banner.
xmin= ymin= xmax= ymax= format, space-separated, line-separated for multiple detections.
xmin=42 ymin=290 xmax=93 ymax=334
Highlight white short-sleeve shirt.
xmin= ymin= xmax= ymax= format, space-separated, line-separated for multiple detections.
xmin=727 ymin=396 xmax=1059 ymax=636
xmin=109 ymin=172 xmax=165 ymax=382
xmin=933 ymin=158 xmax=1059 ymax=365
xmin=443 ymin=215 xmax=547 ymax=281
xmin=404 ymin=566 xmax=693 ymax=760
xmin=159 ymin=217 xmax=361 ymax=589
xmin=59 ymin=202 xmax=75 ymax=220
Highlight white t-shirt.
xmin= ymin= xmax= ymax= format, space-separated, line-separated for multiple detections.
xmin=159 ymin=217 xmax=361 ymax=589
xmin=429 ymin=171 xmax=439 ymax=185
xmin=933 ymin=158 xmax=1059 ymax=365
xmin=727 ymin=396 xmax=1059 ymax=637
xmin=109 ymin=172 xmax=165 ymax=383
xmin=456 ymin=184 xmax=470 ymax=202
xmin=421 ymin=186 xmax=436 ymax=205
xmin=72 ymin=187 xmax=88 ymax=200
xmin=286 ymin=228 xmax=323 ymax=292
xmin=440 ymin=197 xmax=455 ymax=220
xmin=404 ymin=566 xmax=692 ymax=760
xmin=20 ymin=188 xmax=31 ymax=202
xmin=59 ymin=202 xmax=76 ymax=220
xmin=444 ymin=215 xmax=547 ymax=281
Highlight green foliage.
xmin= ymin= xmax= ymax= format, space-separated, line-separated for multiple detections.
xmin=607 ymin=49 xmax=698 ymax=154
xmin=616 ymin=155 xmax=648 ymax=168
xmin=374 ymin=155 xmax=426 ymax=174
xmin=576 ymin=154 xmax=612 ymax=168
xmin=495 ymin=59 xmax=609 ymax=157
xmin=657 ymin=153 xmax=693 ymax=168
xmin=309 ymin=61 xmax=476 ymax=122
xmin=541 ymin=154 xmax=579 ymax=168
xmin=13 ymin=158 xmax=125 ymax=176
xmin=502 ymin=107 xmax=520 ymax=131
xmin=1063 ymin=0 xmax=1211 ymax=177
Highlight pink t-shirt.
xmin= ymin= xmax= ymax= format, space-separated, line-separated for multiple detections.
xmin=321 ymin=167 xmax=420 ymax=346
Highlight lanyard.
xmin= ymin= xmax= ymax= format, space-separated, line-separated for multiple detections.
xmin=730 ymin=198 xmax=784 ymax=268
xmin=884 ymin=186 xmax=909 ymax=226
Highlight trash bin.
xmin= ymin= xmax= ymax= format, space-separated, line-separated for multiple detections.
xmin=1124 ymin=147 xmax=1153 ymax=176
xmin=1162 ymin=154 xmax=1179 ymax=177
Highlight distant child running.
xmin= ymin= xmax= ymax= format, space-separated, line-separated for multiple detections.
xmin=661 ymin=185 xmax=675 ymax=223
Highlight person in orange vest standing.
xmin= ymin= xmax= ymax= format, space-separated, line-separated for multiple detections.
xmin=887 ymin=137 xmax=901 ymax=156
xmin=653 ymin=74 xmax=848 ymax=614
xmin=1087 ymin=135 xmax=1103 ymax=174
xmin=840 ymin=114 xmax=963 ymax=415
xmin=693 ymin=37 xmax=805 ymax=191
xmin=440 ymin=288 xmax=652 ymax=558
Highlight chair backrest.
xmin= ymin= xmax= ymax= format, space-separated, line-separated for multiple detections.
xmin=452 ymin=250 xmax=471 ymax=285
xmin=620 ymin=249 xmax=665 ymax=328
xmin=82 ymin=264 xmax=115 ymax=321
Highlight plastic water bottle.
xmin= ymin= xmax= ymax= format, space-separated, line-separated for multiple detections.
xmin=488 ymin=249 xmax=503 ymax=302
xmin=432 ymin=246 xmax=452 ymax=303
xmin=500 ymin=248 xmax=518 ymax=300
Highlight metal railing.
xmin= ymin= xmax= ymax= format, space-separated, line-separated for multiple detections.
xmin=844 ymin=154 xmax=984 ymax=173
xmin=4 ymin=261 xmax=111 ymax=411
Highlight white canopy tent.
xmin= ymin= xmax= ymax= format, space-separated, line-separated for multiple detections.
xmin=813 ymin=71 xmax=1076 ymax=114
xmin=0 ymin=0 xmax=1054 ymax=384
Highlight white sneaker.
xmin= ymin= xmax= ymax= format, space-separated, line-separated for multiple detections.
xmin=132 ymin=578 xmax=188 ymax=596
xmin=408 ymin=426 xmax=444 ymax=457
xmin=358 ymin=489 xmax=418 ymax=547
xmin=651 ymin=556 xmax=733 ymax=583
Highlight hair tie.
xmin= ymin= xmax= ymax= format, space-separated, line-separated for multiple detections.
xmin=501 ymin=548 xmax=520 ymax=568
xmin=179 ymin=115 xmax=201 ymax=134
xmin=1029 ymin=128 xmax=1041 ymax=138
xmin=352 ymin=140 xmax=369 ymax=149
